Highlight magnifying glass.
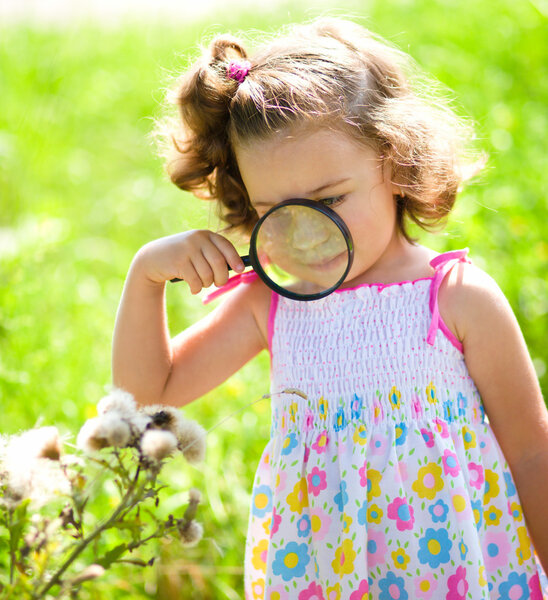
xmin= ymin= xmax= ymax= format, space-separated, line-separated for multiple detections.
xmin=171 ymin=198 xmax=354 ymax=301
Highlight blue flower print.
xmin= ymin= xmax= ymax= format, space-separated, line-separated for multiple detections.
xmin=296 ymin=514 xmax=311 ymax=538
xmin=357 ymin=500 xmax=367 ymax=525
xmin=498 ymin=572 xmax=528 ymax=600
xmin=395 ymin=422 xmax=408 ymax=446
xmin=418 ymin=528 xmax=452 ymax=568
xmin=333 ymin=407 xmax=346 ymax=432
xmin=459 ymin=539 xmax=468 ymax=560
xmin=428 ymin=499 xmax=449 ymax=523
xmin=503 ymin=471 xmax=516 ymax=496
xmin=379 ymin=571 xmax=408 ymax=600
xmin=457 ymin=392 xmax=468 ymax=417
xmin=251 ymin=484 xmax=273 ymax=518
xmin=334 ymin=480 xmax=349 ymax=512
xmin=272 ymin=541 xmax=310 ymax=582
xmin=443 ymin=400 xmax=453 ymax=423
xmin=281 ymin=433 xmax=298 ymax=456
xmin=471 ymin=499 xmax=483 ymax=531
xmin=351 ymin=394 xmax=363 ymax=419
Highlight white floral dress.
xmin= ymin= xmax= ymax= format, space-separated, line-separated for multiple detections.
xmin=233 ymin=249 xmax=548 ymax=600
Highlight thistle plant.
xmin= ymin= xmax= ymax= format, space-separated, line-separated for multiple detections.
xmin=0 ymin=389 xmax=206 ymax=599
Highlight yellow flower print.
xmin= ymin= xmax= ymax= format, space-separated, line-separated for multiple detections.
xmin=367 ymin=469 xmax=382 ymax=501
xmin=462 ymin=425 xmax=477 ymax=450
xmin=326 ymin=582 xmax=341 ymax=600
xmin=262 ymin=517 xmax=271 ymax=536
xmin=342 ymin=513 xmax=353 ymax=533
xmin=367 ymin=504 xmax=383 ymax=524
xmin=412 ymin=462 xmax=444 ymax=500
xmin=289 ymin=402 xmax=298 ymax=423
xmin=252 ymin=539 xmax=269 ymax=572
xmin=484 ymin=505 xmax=503 ymax=526
xmin=392 ymin=548 xmax=411 ymax=570
xmin=332 ymin=538 xmax=356 ymax=576
xmin=483 ymin=470 xmax=500 ymax=505
xmin=389 ymin=386 xmax=402 ymax=410
xmin=251 ymin=578 xmax=265 ymax=600
xmin=516 ymin=526 xmax=532 ymax=564
xmin=286 ymin=477 xmax=309 ymax=514
xmin=426 ymin=382 xmax=437 ymax=404
xmin=478 ymin=565 xmax=487 ymax=587
xmin=353 ymin=424 xmax=368 ymax=445
xmin=510 ymin=501 xmax=523 ymax=522
xmin=318 ymin=397 xmax=329 ymax=420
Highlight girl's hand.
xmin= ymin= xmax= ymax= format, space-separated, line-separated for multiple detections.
xmin=133 ymin=230 xmax=245 ymax=293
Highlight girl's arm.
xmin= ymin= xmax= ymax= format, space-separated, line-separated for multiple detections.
xmin=440 ymin=262 xmax=548 ymax=572
xmin=112 ymin=231 xmax=269 ymax=407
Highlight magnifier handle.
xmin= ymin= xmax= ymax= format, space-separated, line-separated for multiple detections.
xmin=170 ymin=255 xmax=251 ymax=283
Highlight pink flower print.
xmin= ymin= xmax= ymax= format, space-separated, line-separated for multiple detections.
xmin=307 ymin=467 xmax=327 ymax=497
xmin=482 ymin=531 xmax=512 ymax=570
xmin=366 ymin=529 xmax=387 ymax=567
xmin=304 ymin=409 xmax=315 ymax=432
xmin=433 ymin=418 xmax=449 ymax=438
xmin=398 ymin=461 xmax=409 ymax=482
xmin=420 ymin=427 xmax=435 ymax=448
xmin=309 ymin=507 xmax=332 ymax=542
xmin=370 ymin=432 xmax=388 ymax=455
xmin=387 ymin=497 xmax=415 ymax=531
xmin=528 ymin=573 xmax=543 ymax=600
xmin=270 ymin=506 xmax=282 ymax=537
xmin=478 ymin=432 xmax=492 ymax=454
xmin=411 ymin=394 xmax=423 ymax=418
xmin=298 ymin=581 xmax=325 ymax=600
xmin=414 ymin=572 xmax=438 ymax=599
xmin=446 ymin=566 xmax=468 ymax=600
xmin=267 ymin=585 xmax=289 ymax=600
xmin=312 ymin=430 xmax=329 ymax=454
xmin=349 ymin=579 xmax=369 ymax=599
xmin=468 ymin=461 xmax=484 ymax=489
xmin=358 ymin=461 xmax=367 ymax=487
xmin=304 ymin=444 xmax=310 ymax=464
xmin=442 ymin=449 xmax=460 ymax=477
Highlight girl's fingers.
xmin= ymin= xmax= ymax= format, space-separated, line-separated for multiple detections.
xmin=209 ymin=232 xmax=245 ymax=274
xmin=189 ymin=251 xmax=216 ymax=291
xmin=200 ymin=245 xmax=232 ymax=288
xmin=177 ymin=257 xmax=203 ymax=295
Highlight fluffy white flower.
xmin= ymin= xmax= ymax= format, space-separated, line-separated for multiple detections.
xmin=77 ymin=414 xmax=131 ymax=453
xmin=176 ymin=419 xmax=206 ymax=464
xmin=179 ymin=520 xmax=203 ymax=547
xmin=97 ymin=388 xmax=136 ymax=418
xmin=140 ymin=430 xmax=177 ymax=461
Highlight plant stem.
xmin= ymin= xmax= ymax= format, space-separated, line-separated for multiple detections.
xmin=36 ymin=465 xmax=143 ymax=599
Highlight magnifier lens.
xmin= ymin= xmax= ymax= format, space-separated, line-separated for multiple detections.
xmin=251 ymin=201 xmax=353 ymax=300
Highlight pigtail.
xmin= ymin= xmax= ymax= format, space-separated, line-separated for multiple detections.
xmin=159 ymin=35 xmax=256 ymax=235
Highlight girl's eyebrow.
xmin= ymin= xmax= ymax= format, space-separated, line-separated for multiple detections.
xmin=253 ymin=177 xmax=350 ymax=207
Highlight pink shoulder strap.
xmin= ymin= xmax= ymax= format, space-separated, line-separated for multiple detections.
xmin=202 ymin=270 xmax=259 ymax=305
xmin=427 ymin=248 xmax=471 ymax=351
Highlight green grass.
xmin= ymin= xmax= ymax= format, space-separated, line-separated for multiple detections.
xmin=1 ymin=0 xmax=547 ymax=597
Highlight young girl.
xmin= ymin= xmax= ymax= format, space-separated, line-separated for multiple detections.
xmin=112 ymin=18 xmax=548 ymax=599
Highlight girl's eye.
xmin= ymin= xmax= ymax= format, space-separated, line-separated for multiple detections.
xmin=320 ymin=195 xmax=345 ymax=207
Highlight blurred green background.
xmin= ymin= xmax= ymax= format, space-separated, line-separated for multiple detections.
xmin=1 ymin=0 xmax=547 ymax=597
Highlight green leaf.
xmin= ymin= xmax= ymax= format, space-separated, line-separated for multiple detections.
xmin=96 ymin=543 xmax=128 ymax=569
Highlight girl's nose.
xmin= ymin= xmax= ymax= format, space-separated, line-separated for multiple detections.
xmin=289 ymin=212 xmax=330 ymax=251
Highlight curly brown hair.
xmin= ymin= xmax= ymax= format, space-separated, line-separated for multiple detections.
xmin=154 ymin=18 xmax=484 ymax=241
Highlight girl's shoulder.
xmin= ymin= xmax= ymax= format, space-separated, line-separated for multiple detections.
xmin=437 ymin=256 xmax=509 ymax=348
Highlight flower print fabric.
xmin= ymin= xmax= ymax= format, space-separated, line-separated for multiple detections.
xmin=244 ymin=250 xmax=548 ymax=599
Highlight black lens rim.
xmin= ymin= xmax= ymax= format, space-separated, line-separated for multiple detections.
xmin=248 ymin=198 xmax=354 ymax=301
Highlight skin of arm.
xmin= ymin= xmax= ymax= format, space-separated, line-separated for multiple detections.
xmin=112 ymin=233 xmax=271 ymax=407
xmin=439 ymin=261 xmax=548 ymax=573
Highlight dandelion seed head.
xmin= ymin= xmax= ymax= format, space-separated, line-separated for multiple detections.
xmin=188 ymin=488 xmax=201 ymax=504
xmin=179 ymin=520 xmax=203 ymax=547
xmin=140 ymin=429 xmax=178 ymax=461
xmin=176 ymin=419 xmax=206 ymax=464
xmin=77 ymin=418 xmax=109 ymax=452
xmin=97 ymin=388 xmax=136 ymax=418
xmin=102 ymin=413 xmax=131 ymax=447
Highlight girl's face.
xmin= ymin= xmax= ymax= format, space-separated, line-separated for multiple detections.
xmin=234 ymin=127 xmax=406 ymax=287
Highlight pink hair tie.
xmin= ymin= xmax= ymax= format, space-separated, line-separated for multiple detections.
xmin=226 ymin=59 xmax=251 ymax=84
